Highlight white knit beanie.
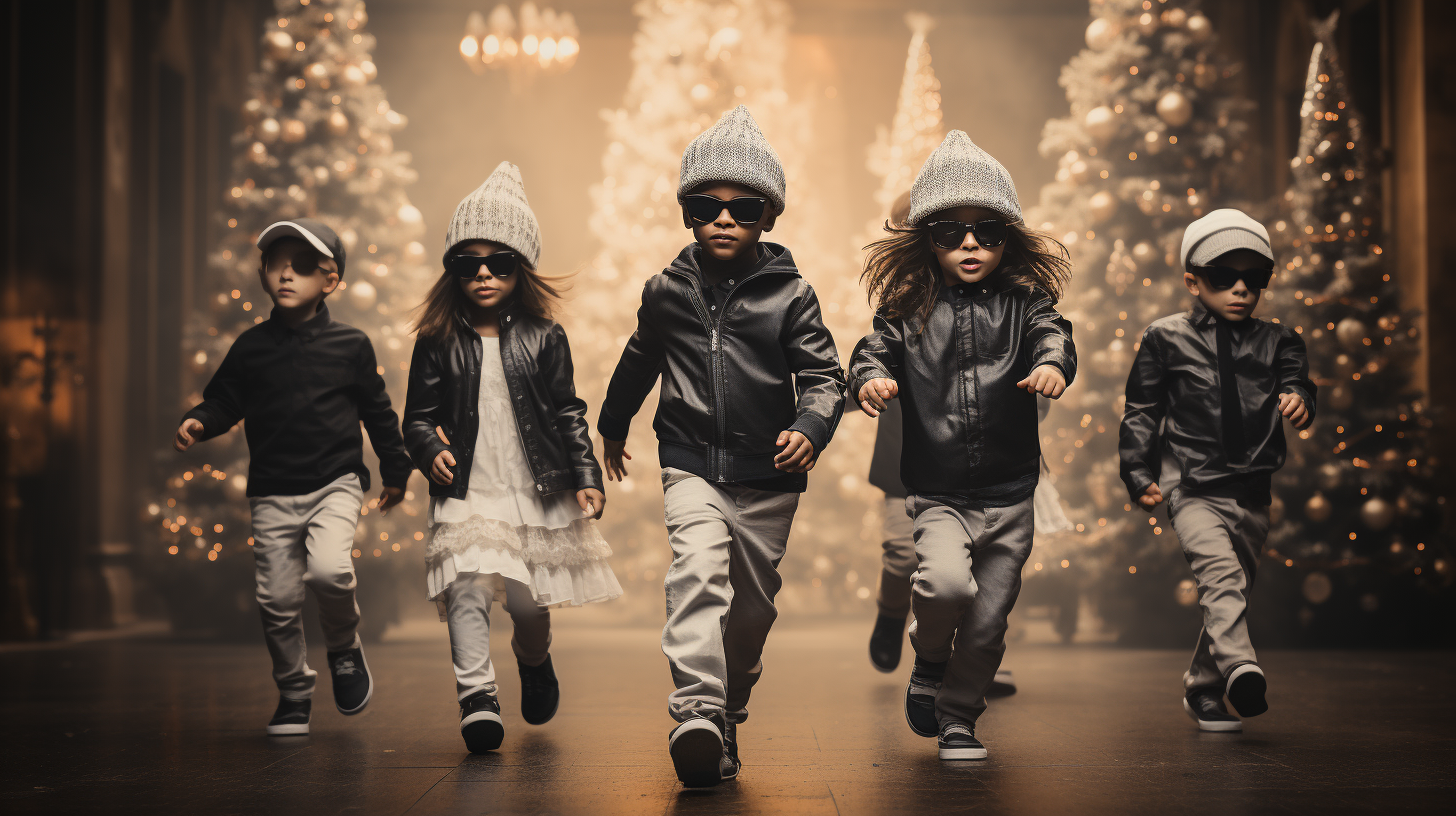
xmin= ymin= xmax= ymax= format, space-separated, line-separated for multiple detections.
xmin=445 ymin=160 xmax=541 ymax=267
xmin=1180 ymin=209 xmax=1273 ymax=269
xmin=677 ymin=105 xmax=787 ymax=215
xmin=906 ymin=130 xmax=1022 ymax=226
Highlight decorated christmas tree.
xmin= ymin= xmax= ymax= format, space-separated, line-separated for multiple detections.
xmin=1260 ymin=12 xmax=1451 ymax=644
xmin=1027 ymin=0 xmax=1257 ymax=643
xmin=149 ymin=0 xmax=433 ymax=637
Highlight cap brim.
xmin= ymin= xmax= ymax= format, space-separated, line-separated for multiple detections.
xmin=256 ymin=221 xmax=335 ymax=258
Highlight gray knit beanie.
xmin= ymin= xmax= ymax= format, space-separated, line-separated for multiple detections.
xmin=445 ymin=160 xmax=541 ymax=267
xmin=1180 ymin=208 xmax=1273 ymax=269
xmin=676 ymin=105 xmax=787 ymax=215
xmin=906 ymin=130 xmax=1022 ymax=226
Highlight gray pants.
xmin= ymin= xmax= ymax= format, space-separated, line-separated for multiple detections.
xmin=1167 ymin=489 xmax=1270 ymax=691
xmin=660 ymin=467 xmax=799 ymax=724
xmin=444 ymin=573 xmax=552 ymax=701
xmin=877 ymin=494 xmax=916 ymax=617
xmin=908 ymin=494 xmax=1035 ymax=726
xmin=249 ymin=473 xmax=365 ymax=700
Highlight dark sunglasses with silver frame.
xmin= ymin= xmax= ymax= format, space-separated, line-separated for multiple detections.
xmin=925 ymin=219 xmax=1009 ymax=250
xmin=683 ymin=194 xmax=769 ymax=226
xmin=1191 ymin=264 xmax=1274 ymax=291
xmin=446 ymin=251 xmax=520 ymax=280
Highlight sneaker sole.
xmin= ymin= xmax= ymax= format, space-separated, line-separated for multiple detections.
xmin=1226 ymin=665 xmax=1268 ymax=718
xmin=1183 ymin=698 xmax=1242 ymax=732
xmin=669 ymin=720 xmax=723 ymax=788
xmin=939 ymin=746 xmax=988 ymax=760
xmin=870 ymin=650 xmax=900 ymax=673
xmin=461 ymin=710 xmax=505 ymax=753
xmin=266 ymin=722 xmax=309 ymax=736
xmin=335 ymin=650 xmax=373 ymax=716
xmin=904 ymin=691 xmax=939 ymax=738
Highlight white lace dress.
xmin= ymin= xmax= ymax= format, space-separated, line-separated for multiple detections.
xmin=426 ymin=336 xmax=622 ymax=611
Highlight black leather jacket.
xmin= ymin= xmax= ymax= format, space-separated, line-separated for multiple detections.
xmin=1119 ymin=299 xmax=1315 ymax=506
xmin=403 ymin=305 xmax=602 ymax=499
xmin=849 ymin=277 xmax=1077 ymax=503
xmin=598 ymin=242 xmax=846 ymax=486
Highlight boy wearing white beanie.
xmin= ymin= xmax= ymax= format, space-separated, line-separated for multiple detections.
xmin=1119 ymin=208 xmax=1316 ymax=732
xmin=598 ymin=105 xmax=846 ymax=787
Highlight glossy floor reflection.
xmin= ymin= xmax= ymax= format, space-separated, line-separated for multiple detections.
xmin=2 ymin=621 xmax=1453 ymax=815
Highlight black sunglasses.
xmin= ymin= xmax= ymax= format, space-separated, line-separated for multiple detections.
xmin=925 ymin=219 xmax=1009 ymax=250
xmin=683 ymin=194 xmax=769 ymax=226
xmin=267 ymin=248 xmax=325 ymax=274
xmin=1191 ymin=265 xmax=1273 ymax=291
xmin=446 ymin=252 xmax=519 ymax=280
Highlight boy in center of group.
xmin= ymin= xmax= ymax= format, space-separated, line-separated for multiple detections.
xmin=599 ymin=105 xmax=846 ymax=788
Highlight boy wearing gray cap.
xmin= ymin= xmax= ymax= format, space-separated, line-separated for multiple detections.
xmin=598 ymin=105 xmax=846 ymax=787
xmin=175 ymin=217 xmax=413 ymax=737
xmin=1119 ymin=208 xmax=1315 ymax=732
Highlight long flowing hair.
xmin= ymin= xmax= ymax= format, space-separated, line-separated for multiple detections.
xmin=860 ymin=221 xmax=1072 ymax=327
xmin=412 ymin=245 xmax=567 ymax=341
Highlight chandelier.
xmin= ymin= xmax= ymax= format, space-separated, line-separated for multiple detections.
xmin=460 ymin=3 xmax=580 ymax=76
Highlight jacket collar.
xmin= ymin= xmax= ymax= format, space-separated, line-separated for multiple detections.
xmin=267 ymin=302 xmax=332 ymax=340
xmin=667 ymin=241 xmax=799 ymax=285
xmin=453 ymin=299 xmax=523 ymax=339
xmin=939 ymin=271 xmax=1013 ymax=303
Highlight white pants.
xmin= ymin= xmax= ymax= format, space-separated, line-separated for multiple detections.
xmin=249 ymin=474 xmax=365 ymax=700
xmin=444 ymin=573 xmax=552 ymax=700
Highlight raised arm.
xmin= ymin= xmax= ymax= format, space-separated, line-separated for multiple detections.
xmin=1023 ymin=286 xmax=1078 ymax=386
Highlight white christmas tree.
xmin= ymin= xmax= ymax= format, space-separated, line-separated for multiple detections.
xmin=861 ymin=12 xmax=944 ymax=245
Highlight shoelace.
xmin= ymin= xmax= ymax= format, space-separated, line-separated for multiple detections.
xmin=333 ymin=656 xmax=359 ymax=676
xmin=941 ymin=722 xmax=973 ymax=739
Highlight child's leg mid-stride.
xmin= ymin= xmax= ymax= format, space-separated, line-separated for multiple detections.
xmin=445 ymin=573 xmax=552 ymax=752
xmin=1168 ymin=491 xmax=1270 ymax=727
xmin=250 ymin=473 xmax=368 ymax=733
xmin=907 ymin=494 xmax=1034 ymax=759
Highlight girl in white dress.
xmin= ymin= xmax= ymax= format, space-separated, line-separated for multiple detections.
xmin=404 ymin=162 xmax=620 ymax=753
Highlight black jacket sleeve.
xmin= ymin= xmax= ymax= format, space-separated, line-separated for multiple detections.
xmin=1274 ymin=326 xmax=1317 ymax=422
xmin=1024 ymin=287 xmax=1078 ymax=385
xmin=848 ymin=310 xmax=907 ymax=402
xmin=402 ymin=337 xmax=451 ymax=479
xmin=355 ymin=337 xmax=413 ymax=490
xmin=541 ymin=324 xmax=604 ymax=492
xmin=182 ymin=340 xmax=248 ymax=440
xmin=1119 ymin=327 xmax=1168 ymax=504
xmin=781 ymin=284 xmax=846 ymax=455
xmin=597 ymin=282 xmax=665 ymax=441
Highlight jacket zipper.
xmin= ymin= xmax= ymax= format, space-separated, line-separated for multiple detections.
xmin=682 ymin=282 xmax=726 ymax=481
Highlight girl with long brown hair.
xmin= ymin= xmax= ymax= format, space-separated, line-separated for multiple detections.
xmin=848 ymin=131 xmax=1077 ymax=763
xmin=402 ymin=162 xmax=620 ymax=755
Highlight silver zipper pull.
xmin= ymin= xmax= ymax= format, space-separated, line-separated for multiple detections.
xmin=711 ymin=329 xmax=719 ymax=351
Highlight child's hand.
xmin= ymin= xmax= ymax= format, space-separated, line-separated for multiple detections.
xmin=603 ymin=438 xmax=631 ymax=482
xmin=174 ymin=418 xmax=204 ymax=452
xmin=1138 ymin=483 xmax=1163 ymax=509
xmin=377 ymin=486 xmax=404 ymax=515
xmin=431 ymin=425 xmax=456 ymax=485
xmin=774 ymin=430 xmax=816 ymax=473
xmin=1016 ymin=365 xmax=1066 ymax=398
xmin=857 ymin=378 xmax=899 ymax=417
xmin=576 ymin=487 xmax=606 ymax=519
xmin=1278 ymin=392 xmax=1311 ymax=429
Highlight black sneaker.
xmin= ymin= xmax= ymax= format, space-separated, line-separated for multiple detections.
xmin=668 ymin=715 xmax=724 ymax=788
xmin=719 ymin=721 xmax=740 ymax=781
xmin=266 ymin=696 xmax=311 ymax=736
xmin=869 ymin=614 xmax=907 ymax=673
xmin=987 ymin=668 xmax=1017 ymax=697
xmin=326 ymin=646 xmax=372 ymax=715
xmin=460 ymin=690 xmax=505 ymax=753
xmin=1225 ymin=663 xmax=1268 ymax=718
xmin=905 ymin=657 xmax=946 ymax=737
xmin=518 ymin=655 xmax=560 ymax=725
xmin=1183 ymin=688 xmax=1242 ymax=732
xmin=938 ymin=721 xmax=987 ymax=760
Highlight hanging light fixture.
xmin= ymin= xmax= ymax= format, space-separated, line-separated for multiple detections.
xmin=460 ymin=3 xmax=579 ymax=78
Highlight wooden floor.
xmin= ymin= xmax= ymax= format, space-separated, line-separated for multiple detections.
xmin=2 ymin=619 xmax=1453 ymax=815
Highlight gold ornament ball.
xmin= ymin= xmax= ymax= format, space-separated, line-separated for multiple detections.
xmin=1069 ymin=160 xmax=1090 ymax=185
xmin=306 ymin=62 xmax=330 ymax=82
xmin=1335 ymin=317 xmax=1367 ymax=351
xmin=1186 ymin=13 xmax=1212 ymax=42
xmin=342 ymin=64 xmax=367 ymax=86
xmin=348 ymin=279 xmax=378 ymax=310
xmin=248 ymin=141 xmax=269 ymax=164
xmin=257 ymin=117 xmax=281 ymax=144
xmin=1360 ymin=497 xmax=1396 ymax=531
xmin=1088 ymin=190 xmax=1118 ymax=224
xmin=1156 ymin=90 xmax=1193 ymax=127
xmin=1132 ymin=241 xmax=1156 ymax=263
xmin=281 ymin=118 xmax=307 ymax=143
xmin=1161 ymin=8 xmax=1188 ymax=28
xmin=1317 ymin=461 xmax=1344 ymax=492
xmin=1085 ymin=105 xmax=1119 ymax=144
xmin=360 ymin=60 xmax=378 ymax=81
xmin=1193 ymin=62 xmax=1217 ymax=89
xmin=328 ymin=110 xmax=351 ymax=136
xmin=264 ymin=30 xmax=295 ymax=60
xmin=1085 ymin=17 xmax=1119 ymax=50
xmin=1305 ymin=492 xmax=1332 ymax=523
xmin=1333 ymin=353 xmax=1357 ymax=378
xmin=1302 ymin=572 xmax=1333 ymax=605
xmin=242 ymin=98 xmax=266 ymax=123
xmin=1136 ymin=11 xmax=1159 ymax=36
